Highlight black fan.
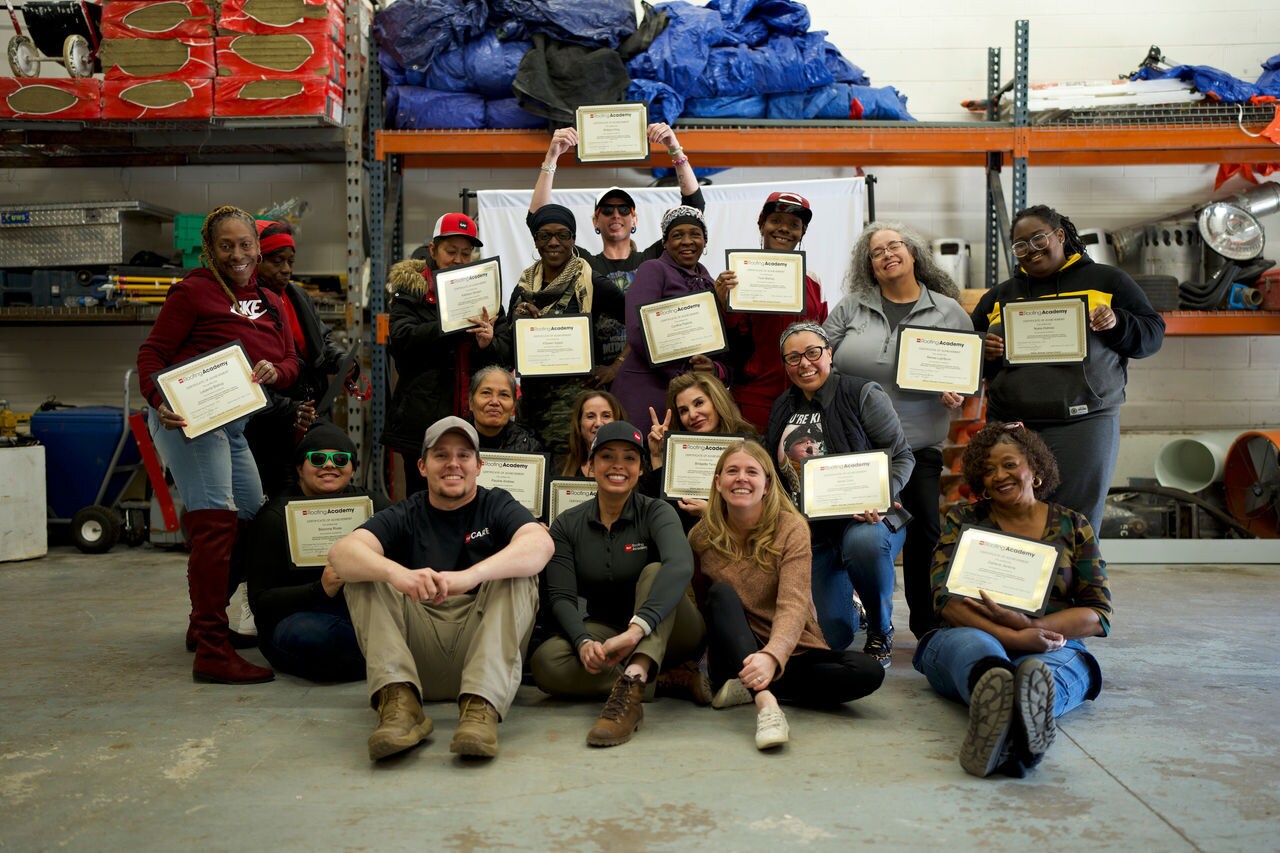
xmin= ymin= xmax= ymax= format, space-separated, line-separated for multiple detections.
xmin=1223 ymin=433 xmax=1280 ymax=538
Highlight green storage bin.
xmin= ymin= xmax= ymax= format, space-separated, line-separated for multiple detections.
xmin=173 ymin=214 xmax=205 ymax=253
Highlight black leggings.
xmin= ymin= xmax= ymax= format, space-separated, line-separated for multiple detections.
xmin=898 ymin=445 xmax=943 ymax=640
xmin=705 ymin=583 xmax=884 ymax=707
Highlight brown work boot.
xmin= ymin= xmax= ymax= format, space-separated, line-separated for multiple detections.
xmin=655 ymin=660 xmax=713 ymax=706
xmin=587 ymin=673 xmax=645 ymax=747
xmin=450 ymin=694 xmax=499 ymax=758
xmin=367 ymin=682 xmax=433 ymax=761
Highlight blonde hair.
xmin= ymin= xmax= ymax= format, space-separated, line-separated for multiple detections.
xmin=666 ymin=371 xmax=756 ymax=436
xmin=698 ymin=440 xmax=800 ymax=573
xmin=201 ymin=205 xmax=260 ymax=318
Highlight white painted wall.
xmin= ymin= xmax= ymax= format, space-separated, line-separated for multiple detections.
xmin=1 ymin=0 xmax=1277 ymax=489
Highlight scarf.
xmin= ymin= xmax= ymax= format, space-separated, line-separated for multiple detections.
xmin=515 ymin=256 xmax=592 ymax=314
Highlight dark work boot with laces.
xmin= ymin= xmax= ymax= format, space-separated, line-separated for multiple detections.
xmin=587 ymin=673 xmax=645 ymax=747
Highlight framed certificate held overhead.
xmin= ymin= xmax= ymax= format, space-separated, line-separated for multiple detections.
xmin=575 ymin=102 xmax=649 ymax=164
xmin=894 ymin=325 xmax=984 ymax=395
xmin=435 ymin=257 xmax=502 ymax=334
xmin=942 ymin=525 xmax=1063 ymax=616
xmin=725 ymin=250 xmax=806 ymax=314
xmin=476 ymin=451 xmax=548 ymax=519
xmin=660 ymin=433 xmax=742 ymax=501
xmin=638 ymin=290 xmax=727 ymax=364
xmin=799 ymin=450 xmax=891 ymax=520
xmin=513 ymin=314 xmax=594 ymax=378
xmin=285 ymin=495 xmax=375 ymax=567
xmin=1001 ymin=295 xmax=1089 ymax=366
xmin=154 ymin=341 xmax=268 ymax=440
xmin=547 ymin=478 xmax=598 ymax=525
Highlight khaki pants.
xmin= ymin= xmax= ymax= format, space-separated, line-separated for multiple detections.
xmin=529 ymin=562 xmax=706 ymax=699
xmin=344 ymin=575 xmax=539 ymax=720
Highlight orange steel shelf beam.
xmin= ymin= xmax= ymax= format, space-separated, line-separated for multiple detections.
xmin=376 ymin=122 xmax=1275 ymax=168
xmin=1161 ymin=311 xmax=1280 ymax=336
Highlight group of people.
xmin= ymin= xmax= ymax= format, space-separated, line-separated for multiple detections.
xmin=136 ymin=126 xmax=1163 ymax=777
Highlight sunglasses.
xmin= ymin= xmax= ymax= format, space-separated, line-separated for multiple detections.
xmin=533 ymin=230 xmax=574 ymax=245
xmin=597 ymin=204 xmax=633 ymax=217
xmin=305 ymin=451 xmax=352 ymax=467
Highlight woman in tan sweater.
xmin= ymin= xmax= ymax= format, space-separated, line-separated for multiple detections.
xmin=688 ymin=441 xmax=885 ymax=750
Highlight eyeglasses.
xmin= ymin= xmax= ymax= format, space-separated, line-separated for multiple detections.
xmin=869 ymin=240 xmax=907 ymax=260
xmin=534 ymin=230 xmax=574 ymax=245
xmin=598 ymin=205 xmax=632 ymax=217
xmin=305 ymin=451 xmax=352 ymax=467
xmin=782 ymin=345 xmax=828 ymax=366
xmin=1011 ymin=231 xmax=1058 ymax=257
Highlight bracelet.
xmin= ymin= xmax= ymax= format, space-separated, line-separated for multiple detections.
xmin=666 ymin=146 xmax=683 ymax=156
xmin=539 ymin=163 xmax=556 ymax=174
xmin=671 ymin=155 xmax=689 ymax=168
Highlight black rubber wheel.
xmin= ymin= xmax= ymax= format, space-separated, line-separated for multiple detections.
xmin=1133 ymin=273 xmax=1180 ymax=311
xmin=121 ymin=508 xmax=149 ymax=547
xmin=71 ymin=505 xmax=121 ymax=554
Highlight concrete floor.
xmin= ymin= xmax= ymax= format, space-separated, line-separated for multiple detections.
xmin=0 ymin=546 xmax=1276 ymax=852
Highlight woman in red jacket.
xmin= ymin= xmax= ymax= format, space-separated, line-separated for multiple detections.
xmin=137 ymin=205 xmax=300 ymax=685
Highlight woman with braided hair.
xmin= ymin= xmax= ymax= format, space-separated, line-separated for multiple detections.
xmin=971 ymin=205 xmax=1165 ymax=532
xmin=138 ymin=205 xmax=300 ymax=685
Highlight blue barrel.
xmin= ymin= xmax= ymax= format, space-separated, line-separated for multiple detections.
xmin=29 ymin=407 xmax=140 ymax=520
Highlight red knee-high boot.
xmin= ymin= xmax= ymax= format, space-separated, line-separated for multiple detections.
xmin=184 ymin=508 xmax=274 ymax=684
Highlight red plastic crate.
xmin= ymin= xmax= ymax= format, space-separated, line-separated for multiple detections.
xmin=102 ymin=77 xmax=214 ymax=120
xmin=101 ymin=0 xmax=215 ymax=39
xmin=0 ymin=78 xmax=101 ymax=120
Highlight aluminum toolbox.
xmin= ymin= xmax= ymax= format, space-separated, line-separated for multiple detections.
xmin=0 ymin=201 xmax=176 ymax=267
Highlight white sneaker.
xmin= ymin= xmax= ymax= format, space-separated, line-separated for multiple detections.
xmin=237 ymin=590 xmax=258 ymax=637
xmin=711 ymin=678 xmax=754 ymax=709
xmin=755 ymin=706 xmax=789 ymax=750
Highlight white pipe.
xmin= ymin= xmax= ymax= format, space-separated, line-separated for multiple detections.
xmin=1153 ymin=431 xmax=1245 ymax=493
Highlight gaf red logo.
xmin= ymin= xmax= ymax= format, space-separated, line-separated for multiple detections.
xmin=301 ymin=510 xmax=308 ymax=516
xmin=633 ymin=430 xmax=642 ymax=443
xmin=624 ymin=542 xmax=648 ymax=552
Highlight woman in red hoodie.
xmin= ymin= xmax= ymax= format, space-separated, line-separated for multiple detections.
xmin=137 ymin=205 xmax=300 ymax=685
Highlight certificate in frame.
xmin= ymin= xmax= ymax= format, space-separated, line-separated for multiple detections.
xmin=894 ymin=325 xmax=984 ymax=395
xmin=660 ymin=433 xmax=744 ymax=501
xmin=435 ymin=256 xmax=503 ymax=335
xmin=513 ymin=314 xmax=594 ymax=378
xmin=574 ymin=102 xmax=649 ymax=164
xmin=799 ymin=450 xmax=891 ymax=519
xmin=547 ymin=478 xmax=599 ymax=525
xmin=1001 ymin=295 xmax=1089 ymax=366
xmin=154 ymin=340 xmax=268 ymax=440
xmin=942 ymin=524 xmax=1063 ymax=616
xmin=638 ymin=290 xmax=727 ymax=364
xmin=285 ymin=495 xmax=375 ymax=567
xmin=476 ymin=451 xmax=549 ymax=519
xmin=724 ymin=249 xmax=806 ymax=314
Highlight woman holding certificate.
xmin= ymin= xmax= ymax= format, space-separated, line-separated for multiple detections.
xmin=532 ymin=421 xmax=706 ymax=747
xmin=913 ymin=422 xmax=1111 ymax=778
xmin=137 ymin=205 xmax=301 ymax=685
xmin=613 ymin=207 xmax=736 ymax=426
xmin=689 ymin=441 xmax=885 ymax=750
xmin=824 ymin=222 xmax=973 ymax=643
xmin=765 ymin=322 xmax=915 ymax=667
xmin=507 ymin=204 xmax=624 ymax=458
xmin=384 ymin=213 xmax=509 ymax=497
xmin=971 ymin=205 xmax=1165 ymax=532
xmin=719 ymin=191 xmax=829 ymax=433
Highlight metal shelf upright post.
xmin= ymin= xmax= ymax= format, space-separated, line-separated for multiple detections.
xmin=344 ymin=0 xmax=371 ymax=476
xmin=366 ymin=32 xmax=389 ymax=497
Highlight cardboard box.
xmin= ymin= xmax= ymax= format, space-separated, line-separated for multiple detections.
xmin=214 ymin=75 xmax=342 ymax=122
xmin=102 ymin=77 xmax=214 ymax=120
xmin=102 ymin=0 xmax=215 ymax=38
xmin=218 ymin=0 xmax=344 ymax=40
xmin=0 ymin=79 xmax=101 ymax=120
xmin=101 ymin=38 xmax=216 ymax=79
xmin=215 ymin=34 xmax=343 ymax=84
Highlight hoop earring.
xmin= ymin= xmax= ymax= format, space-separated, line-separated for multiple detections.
xmin=1033 ymin=476 xmax=1043 ymax=488
xmin=594 ymin=228 xmax=601 ymax=235
xmin=631 ymin=226 xmax=637 ymax=234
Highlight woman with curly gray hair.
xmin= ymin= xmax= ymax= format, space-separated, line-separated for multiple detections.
xmin=823 ymin=221 xmax=973 ymax=650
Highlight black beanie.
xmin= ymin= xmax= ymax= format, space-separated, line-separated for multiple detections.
xmin=528 ymin=203 xmax=576 ymax=238
xmin=296 ymin=422 xmax=357 ymax=465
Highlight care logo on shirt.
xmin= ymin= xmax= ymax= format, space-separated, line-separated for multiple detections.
xmin=624 ymin=542 xmax=647 ymax=552
xmin=233 ymin=299 xmax=268 ymax=320
xmin=465 ymin=527 xmax=490 ymax=544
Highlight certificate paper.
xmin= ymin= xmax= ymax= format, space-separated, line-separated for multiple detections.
xmin=895 ymin=325 xmax=984 ymax=395
xmin=1002 ymin=296 xmax=1089 ymax=365
xmin=575 ymin=102 xmax=649 ymax=164
xmin=942 ymin=525 xmax=1062 ymax=616
xmin=154 ymin=341 xmax=267 ymax=440
xmin=725 ymin=250 xmax=806 ymax=314
xmin=477 ymin=451 xmax=547 ymax=518
xmin=639 ymin=290 xmax=727 ymax=364
xmin=285 ymin=495 xmax=374 ymax=567
xmin=514 ymin=314 xmax=594 ymax=378
xmin=799 ymin=450 xmax=891 ymax=519
xmin=547 ymin=478 xmax=598 ymax=525
xmin=661 ymin=433 xmax=741 ymax=501
xmin=435 ymin=257 xmax=502 ymax=334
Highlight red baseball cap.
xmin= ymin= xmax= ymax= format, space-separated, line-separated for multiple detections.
xmin=432 ymin=212 xmax=483 ymax=247
xmin=759 ymin=191 xmax=813 ymax=227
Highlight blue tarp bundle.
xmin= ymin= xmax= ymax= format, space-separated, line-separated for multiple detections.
xmin=1132 ymin=63 xmax=1259 ymax=103
xmin=488 ymin=0 xmax=636 ymax=50
xmin=1258 ymin=53 xmax=1280 ymax=98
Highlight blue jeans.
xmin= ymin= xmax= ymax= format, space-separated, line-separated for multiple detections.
xmin=265 ymin=610 xmax=365 ymax=683
xmin=912 ymin=626 xmax=1102 ymax=718
xmin=810 ymin=519 xmax=906 ymax=650
xmin=148 ymin=410 xmax=264 ymax=517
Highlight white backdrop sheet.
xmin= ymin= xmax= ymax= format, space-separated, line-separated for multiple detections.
xmin=474 ymin=177 xmax=865 ymax=311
